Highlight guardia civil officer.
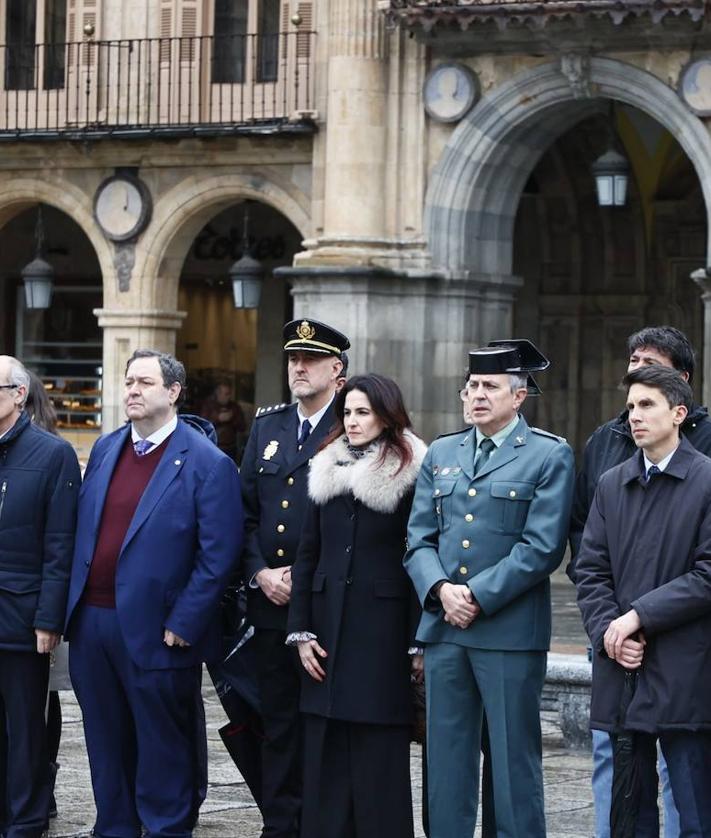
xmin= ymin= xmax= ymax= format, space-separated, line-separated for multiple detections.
xmin=240 ymin=318 xmax=350 ymax=838
xmin=405 ymin=341 xmax=575 ymax=838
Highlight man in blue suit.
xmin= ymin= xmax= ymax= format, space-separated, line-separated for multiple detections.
xmin=66 ymin=350 xmax=243 ymax=838
xmin=405 ymin=341 xmax=575 ymax=838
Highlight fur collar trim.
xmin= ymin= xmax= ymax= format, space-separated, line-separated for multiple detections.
xmin=308 ymin=430 xmax=428 ymax=513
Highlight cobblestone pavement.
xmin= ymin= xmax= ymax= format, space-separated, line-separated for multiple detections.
xmin=49 ymin=573 xmax=596 ymax=837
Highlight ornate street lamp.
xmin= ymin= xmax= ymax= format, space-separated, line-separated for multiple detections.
xmin=229 ymin=204 xmax=264 ymax=309
xmin=592 ymin=104 xmax=630 ymax=208
xmin=22 ymin=206 xmax=55 ymax=309
xmin=592 ymin=148 xmax=629 ymax=207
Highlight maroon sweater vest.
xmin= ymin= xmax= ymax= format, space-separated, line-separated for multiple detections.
xmin=84 ymin=435 xmax=170 ymax=608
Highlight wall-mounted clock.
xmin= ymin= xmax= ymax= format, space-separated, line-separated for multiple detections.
xmin=94 ymin=173 xmax=152 ymax=242
xmin=423 ymin=63 xmax=480 ymax=124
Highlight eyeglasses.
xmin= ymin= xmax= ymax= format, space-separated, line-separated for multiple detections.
xmin=0 ymin=385 xmax=17 ymax=391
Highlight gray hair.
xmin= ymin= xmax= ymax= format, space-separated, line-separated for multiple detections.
xmin=509 ymin=373 xmax=528 ymax=392
xmin=125 ymin=349 xmax=187 ymax=405
xmin=6 ymin=357 xmax=30 ymax=407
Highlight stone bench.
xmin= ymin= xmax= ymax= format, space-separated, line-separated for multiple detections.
xmin=542 ymin=652 xmax=592 ymax=749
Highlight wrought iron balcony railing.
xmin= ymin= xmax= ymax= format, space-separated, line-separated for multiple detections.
xmin=0 ymin=31 xmax=316 ymax=140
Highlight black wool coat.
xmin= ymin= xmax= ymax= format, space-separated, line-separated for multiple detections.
xmin=576 ymin=437 xmax=711 ymax=733
xmin=287 ymin=433 xmax=427 ymax=726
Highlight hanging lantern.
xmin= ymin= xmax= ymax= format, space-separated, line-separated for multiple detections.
xmin=21 ymin=206 xmax=55 ymax=309
xmin=229 ymin=204 xmax=264 ymax=309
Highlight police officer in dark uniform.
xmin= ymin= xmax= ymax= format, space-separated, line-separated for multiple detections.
xmin=240 ymin=318 xmax=350 ymax=838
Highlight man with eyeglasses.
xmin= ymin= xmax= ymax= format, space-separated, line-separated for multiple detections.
xmin=0 ymin=356 xmax=81 ymax=838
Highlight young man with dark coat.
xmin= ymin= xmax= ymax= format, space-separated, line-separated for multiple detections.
xmin=239 ymin=319 xmax=350 ymax=838
xmin=568 ymin=325 xmax=711 ymax=838
xmin=576 ymin=365 xmax=711 ymax=836
xmin=0 ymin=356 xmax=81 ymax=838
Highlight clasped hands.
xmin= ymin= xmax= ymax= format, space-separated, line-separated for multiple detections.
xmin=439 ymin=582 xmax=480 ymax=629
xmin=256 ymin=566 xmax=292 ymax=606
xmin=603 ymin=609 xmax=645 ymax=670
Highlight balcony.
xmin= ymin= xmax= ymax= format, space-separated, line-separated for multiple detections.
xmin=0 ymin=31 xmax=316 ymax=141
xmin=380 ymin=0 xmax=706 ymax=31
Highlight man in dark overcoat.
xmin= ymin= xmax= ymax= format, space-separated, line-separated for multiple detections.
xmin=568 ymin=325 xmax=711 ymax=838
xmin=0 ymin=356 xmax=80 ymax=838
xmin=576 ymin=365 xmax=711 ymax=836
xmin=240 ymin=318 xmax=350 ymax=838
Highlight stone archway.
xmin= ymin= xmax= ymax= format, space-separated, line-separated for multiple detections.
xmin=0 ymin=176 xmax=114 ymax=284
xmin=140 ymin=171 xmax=311 ymax=309
xmin=426 ymin=57 xmax=711 ymax=276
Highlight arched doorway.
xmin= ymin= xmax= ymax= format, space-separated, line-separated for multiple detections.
xmin=512 ymin=106 xmax=705 ymax=454
xmin=425 ymin=57 xmax=711 ymax=451
xmin=0 ymin=202 xmax=103 ymax=461
xmin=176 ymin=199 xmax=302 ymax=461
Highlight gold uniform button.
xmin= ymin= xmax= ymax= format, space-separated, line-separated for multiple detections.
xmin=277 ymin=524 xmax=286 ymax=533
xmin=462 ymin=540 xmax=470 ymax=548
xmin=509 ymin=490 xmax=517 ymax=498
xmin=465 ymin=514 xmax=474 ymax=522
xmin=277 ymin=549 xmax=285 ymax=558
xmin=287 ymin=477 xmax=295 ymax=486
xmin=459 ymin=566 xmax=468 ymax=575
xmin=468 ymin=488 xmax=476 ymax=497
xmin=281 ymin=500 xmax=289 ymax=509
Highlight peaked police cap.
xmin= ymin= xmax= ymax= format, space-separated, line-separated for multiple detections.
xmin=282 ymin=319 xmax=351 ymax=357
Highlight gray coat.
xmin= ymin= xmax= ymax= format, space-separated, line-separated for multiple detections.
xmin=576 ymin=437 xmax=711 ymax=733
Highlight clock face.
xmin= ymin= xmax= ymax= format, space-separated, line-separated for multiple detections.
xmin=423 ymin=63 xmax=479 ymax=124
xmin=94 ymin=175 xmax=152 ymax=242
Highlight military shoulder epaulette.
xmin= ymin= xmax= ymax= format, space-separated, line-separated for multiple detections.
xmin=530 ymin=427 xmax=566 ymax=443
xmin=255 ymin=403 xmax=290 ymax=418
xmin=435 ymin=427 xmax=470 ymax=441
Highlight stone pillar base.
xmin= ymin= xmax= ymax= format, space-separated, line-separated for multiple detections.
xmin=276 ymin=266 xmax=520 ymax=441
xmin=94 ymin=308 xmax=187 ymax=432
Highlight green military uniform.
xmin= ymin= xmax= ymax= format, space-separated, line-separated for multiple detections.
xmin=405 ymin=342 xmax=575 ymax=838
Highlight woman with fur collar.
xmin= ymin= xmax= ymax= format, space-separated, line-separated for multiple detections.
xmin=286 ymin=374 xmax=427 ymax=838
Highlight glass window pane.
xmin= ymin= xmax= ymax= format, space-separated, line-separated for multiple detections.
xmin=213 ymin=0 xmax=248 ymax=84
xmin=257 ymin=0 xmax=280 ymax=83
xmin=5 ymin=0 xmax=37 ymax=91
xmin=44 ymin=0 xmax=67 ymax=90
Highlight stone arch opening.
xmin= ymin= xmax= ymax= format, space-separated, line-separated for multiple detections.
xmin=426 ymin=57 xmax=711 ymax=276
xmin=426 ymin=57 xmax=711 ymax=453
xmin=0 ymin=200 xmax=105 ymax=460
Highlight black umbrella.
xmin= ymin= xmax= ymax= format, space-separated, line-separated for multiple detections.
xmin=207 ymin=584 xmax=264 ymax=810
xmin=610 ymin=670 xmax=641 ymax=838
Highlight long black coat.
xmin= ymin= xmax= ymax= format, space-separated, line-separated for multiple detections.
xmin=576 ymin=437 xmax=711 ymax=733
xmin=287 ymin=433 xmax=426 ymax=726
xmin=240 ymin=402 xmax=335 ymax=630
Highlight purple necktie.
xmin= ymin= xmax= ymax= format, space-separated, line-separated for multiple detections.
xmin=133 ymin=439 xmax=153 ymax=456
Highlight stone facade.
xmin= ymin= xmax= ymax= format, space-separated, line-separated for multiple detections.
xmin=0 ymin=0 xmax=710 ymax=450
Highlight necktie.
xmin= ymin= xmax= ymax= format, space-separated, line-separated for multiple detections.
xmin=297 ymin=419 xmax=312 ymax=448
xmin=474 ymin=438 xmax=495 ymax=475
xmin=646 ymin=464 xmax=661 ymax=483
xmin=133 ymin=438 xmax=153 ymax=456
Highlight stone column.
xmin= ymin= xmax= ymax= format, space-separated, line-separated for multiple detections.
xmin=692 ymin=267 xmax=711 ymax=408
xmin=94 ymin=308 xmax=186 ymax=431
xmin=321 ymin=0 xmax=387 ymax=241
